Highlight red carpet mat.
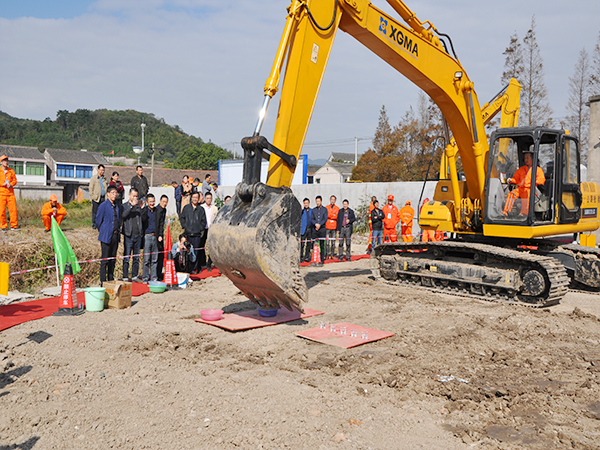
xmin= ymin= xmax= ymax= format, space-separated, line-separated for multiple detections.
xmin=300 ymin=253 xmax=370 ymax=267
xmin=1 ymin=282 xmax=149 ymax=332
xmin=296 ymin=322 xmax=394 ymax=348
xmin=195 ymin=308 xmax=324 ymax=331
xmin=189 ymin=268 xmax=221 ymax=281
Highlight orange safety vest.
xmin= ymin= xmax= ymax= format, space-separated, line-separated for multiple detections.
xmin=325 ymin=204 xmax=340 ymax=230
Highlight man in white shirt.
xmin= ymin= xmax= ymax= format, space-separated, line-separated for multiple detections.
xmin=199 ymin=192 xmax=218 ymax=270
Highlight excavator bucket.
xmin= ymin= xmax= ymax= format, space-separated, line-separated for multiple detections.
xmin=207 ymin=182 xmax=308 ymax=312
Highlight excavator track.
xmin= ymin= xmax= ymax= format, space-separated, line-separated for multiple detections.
xmin=556 ymin=244 xmax=600 ymax=293
xmin=371 ymin=241 xmax=569 ymax=307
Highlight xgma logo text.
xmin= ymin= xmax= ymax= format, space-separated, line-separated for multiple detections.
xmin=379 ymin=17 xmax=418 ymax=58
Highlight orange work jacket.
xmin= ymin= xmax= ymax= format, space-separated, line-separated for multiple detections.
xmin=0 ymin=167 xmax=17 ymax=194
xmin=382 ymin=204 xmax=400 ymax=229
xmin=41 ymin=201 xmax=67 ymax=219
xmin=399 ymin=205 xmax=414 ymax=227
xmin=325 ymin=204 xmax=340 ymax=230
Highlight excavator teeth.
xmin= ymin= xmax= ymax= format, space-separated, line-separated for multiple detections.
xmin=207 ymin=182 xmax=308 ymax=313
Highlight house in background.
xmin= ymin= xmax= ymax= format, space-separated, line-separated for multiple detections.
xmin=328 ymin=152 xmax=362 ymax=165
xmin=45 ymin=148 xmax=110 ymax=202
xmin=313 ymin=161 xmax=354 ymax=184
xmin=0 ymin=144 xmax=47 ymax=186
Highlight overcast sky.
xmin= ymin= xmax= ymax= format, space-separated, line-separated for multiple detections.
xmin=1 ymin=0 xmax=598 ymax=161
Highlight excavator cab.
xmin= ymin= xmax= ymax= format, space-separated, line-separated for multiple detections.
xmin=484 ymin=127 xmax=581 ymax=227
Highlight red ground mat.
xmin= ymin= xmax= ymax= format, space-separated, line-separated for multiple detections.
xmin=195 ymin=308 xmax=324 ymax=331
xmin=296 ymin=322 xmax=394 ymax=348
xmin=0 ymin=282 xmax=149 ymax=332
xmin=189 ymin=268 xmax=221 ymax=281
xmin=300 ymin=254 xmax=370 ymax=267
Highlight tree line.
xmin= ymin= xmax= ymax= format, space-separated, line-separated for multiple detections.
xmin=0 ymin=109 xmax=231 ymax=170
xmin=352 ymin=17 xmax=600 ymax=181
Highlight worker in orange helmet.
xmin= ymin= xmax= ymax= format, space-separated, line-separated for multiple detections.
xmin=420 ymin=198 xmax=435 ymax=242
xmin=382 ymin=195 xmax=400 ymax=242
xmin=41 ymin=194 xmax=67 ymax=232
xmin=399 ymin=200 xmax=414 ymax=242
xmin=0 ymin=155 xmax=18 ymax=231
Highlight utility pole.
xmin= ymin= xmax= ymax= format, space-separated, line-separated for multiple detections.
xmin=151 ymin=142 xmax=155 ymax=187
xmin=354 ymin=136 xmax=358 ymax=166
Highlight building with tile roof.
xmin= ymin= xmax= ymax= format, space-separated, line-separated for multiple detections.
xmin=0 ymin=144 xmax=47 ymax=186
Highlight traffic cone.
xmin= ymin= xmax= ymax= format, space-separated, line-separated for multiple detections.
xmin=164 ymin=251 xmax=179 ymax=290
xmin=52 ymin=263 xmax=85 ymax=316
xmin=310 ymin=241 xmax=323 ymax=267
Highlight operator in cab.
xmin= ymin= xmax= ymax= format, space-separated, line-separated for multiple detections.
xmin=502 ymin=150 xmax=545 ymax=217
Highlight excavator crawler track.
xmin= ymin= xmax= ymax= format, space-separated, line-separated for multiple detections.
xmin=371 ymin=241 xmax=569 ymax=307
xmin=557 ymin=244 xmax=600 ymax=292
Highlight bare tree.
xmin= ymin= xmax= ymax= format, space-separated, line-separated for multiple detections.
xmin=591 ymin=32 xmax=600 ymax=95
xmin=501 ymin=32 xmax=524 ymax=86
xmin=521 ymin=16 xmax=553 ymax=126
xmin=566 ymin=48 xmax=592 ymax=163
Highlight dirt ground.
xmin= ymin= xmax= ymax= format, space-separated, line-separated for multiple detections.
xmin=1 ymin=256 xmax=600 ymax=450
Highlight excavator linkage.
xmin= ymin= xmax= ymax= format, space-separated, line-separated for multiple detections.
xmin=207 ymin=181 xmax=308 ymax=313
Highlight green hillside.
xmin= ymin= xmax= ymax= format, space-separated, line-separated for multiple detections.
xmin=0 ymin=109 xmax=231 ymax=169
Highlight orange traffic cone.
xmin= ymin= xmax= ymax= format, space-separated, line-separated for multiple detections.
xmin=310 ymin=241 xmax=323 ymax=267
xmin=164 ymin=251 xmax=179 ymax=290
xmin=52 ymin=263 xmax=84 ymax=316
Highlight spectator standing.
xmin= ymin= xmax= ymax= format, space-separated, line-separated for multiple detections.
xmin=121 ymin=188 xmax=145 ymax=282
xmin=89 ymin=164 xmax=107 ymax=230
xmin=109 ymin=171 xmax=125 ymax=206
xmin=156 ymin=195 xmax=168 ymax=280
xmin=96 ymin=186 xmax=120 ymax=285
xmin=179 ymin=191 xmax=206 ymax=274
xmin=0 ymin=155 xmax=18 ymax=231
xmin=366 ymin=195 xmax=377 ymax=254
xmin=180 ymin=175 xmax=193 ymax=212
xmin=41 ymin=194 xmax=67 ymax=232
xmin=371 ymin=200 xmax=384 ymax=248
xmin=310 ymin=195 xmax=327 ymax=264
xmin=130 ymin=165 xmax=149 ymax=201
xmin=202 ymin=174 xmax=213 ymax=197
xmin=172 ymin=234 xmax=197 ymax=273
xmin=199 ymin=192 xmax=218 ymax=270
xmin=142 ymin=194 xmax=161 ymax=282
xmin=336 ymin=199 xmax=356 ymax=261
xmin=223 ymin=196 xmax=231 ymax=204
xmin=173 ymin=180 xmax=182 ymax=216
xmin=325 ymin=195 xmax=340 ymax=259
xmin=192 ymin=178 xmax=201 ymax=195
xmin=399 ymin=200 xmax=415 ymax=242
xmin=300 ymin=198 xmax=312 ymax=262
xmin=382 ymin=195 xmax=400 ymax=242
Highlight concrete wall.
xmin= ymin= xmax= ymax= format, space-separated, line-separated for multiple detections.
xmin=14 ymin=186 xmax=64 ymax=201
xmin=587 ymin=95 xmax=600 ymax=241
xmin=215 ymin=181 xmax=437 ymax=232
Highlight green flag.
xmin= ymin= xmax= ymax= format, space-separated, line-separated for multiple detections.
xmin=51 ymin=217 xmax=81 ymax=276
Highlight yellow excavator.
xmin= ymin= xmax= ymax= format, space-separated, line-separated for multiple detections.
xmin=207 ymin=0 xmax=600 ymax=311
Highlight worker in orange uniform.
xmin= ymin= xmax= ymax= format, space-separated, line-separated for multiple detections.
xmin=41 ymin=194 xmax=67 ymax=232
xmin=366 ymin=196 xmax=377 ymax=254
xmin=399 ymin=200 xmax=414 ymax=242
xmin=420 ymin=198 xmax=435 ymax=242
xmin=503 ymin=151 xmax=545 ymax=217
xmin=382 ymin=195 xmax=400 ymax=242
xmin=0 ymin=155 xmax=18 ymax=231
xmin=325 ymin=195 xmax=340 ymax=259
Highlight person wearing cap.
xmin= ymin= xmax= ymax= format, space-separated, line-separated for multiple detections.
xmin=382 ymin=194 xmax=400 ymax=242
xmin=502 ymin=151 xmax=545 ymax=217
xmin=41 ymin=194 xmax=67 ymax=232
xmin=0 ymin=155 xmax=18 ymax=231
xmin=399 ymin=200 xmax=415 ymax=243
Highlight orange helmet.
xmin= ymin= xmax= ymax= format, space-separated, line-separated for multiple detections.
xmin=405 ymin=200 xmax=411 ymax=206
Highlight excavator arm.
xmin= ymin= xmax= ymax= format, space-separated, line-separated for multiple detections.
xmin=208 ymin=0 xmax=494 ymax=311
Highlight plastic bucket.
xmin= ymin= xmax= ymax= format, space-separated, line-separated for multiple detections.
xmin=177 ymin=272 xmax=189 ymax=289
xmin=84 ymin=287 xmax=106 ymax=312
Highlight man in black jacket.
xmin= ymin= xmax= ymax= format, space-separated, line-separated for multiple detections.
xmin=179 ymin=191 xmax=206 ymax=274
xmin=122 ymin=188 xmax=145 ymax=281
xmin=310 ymin=195 xmax=327 ymax=265
xmin=141 ymin=194 xmax=165 ymax=282
xmin=336 ymin=199 xmax=356 ymax=261
xmin=130 ymin=165 xmax=149 ymax=201
xmin=155 ymin=195 xmax=168 ymax=280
